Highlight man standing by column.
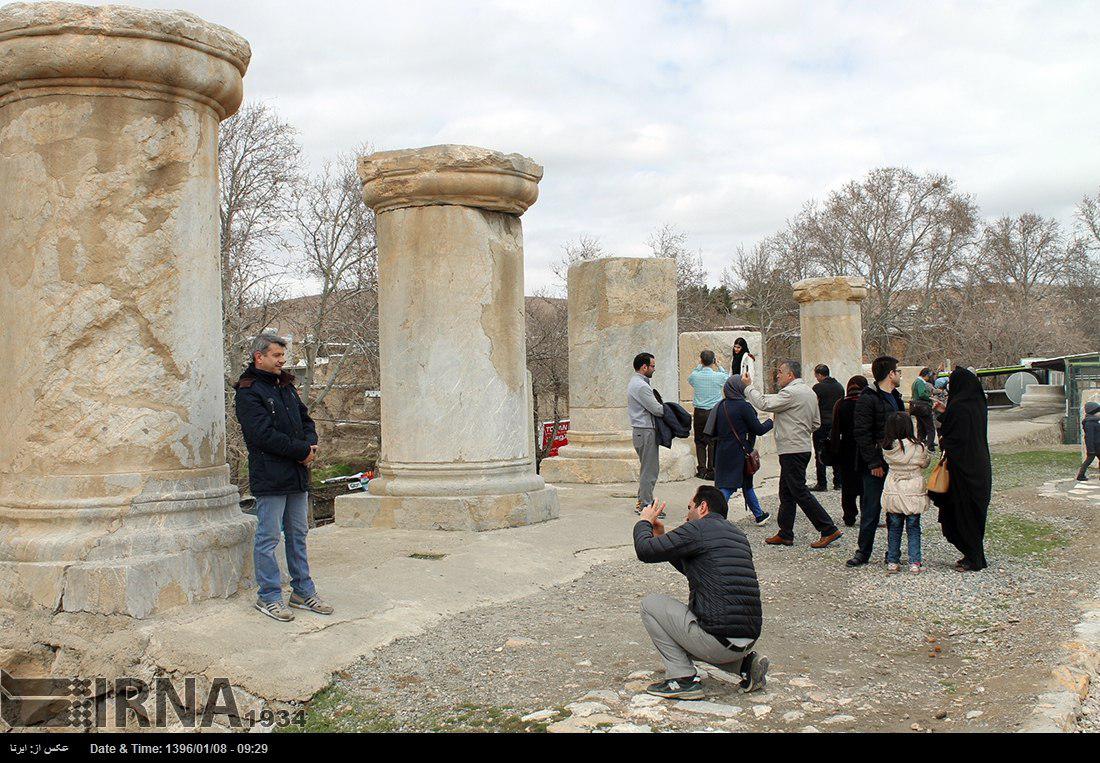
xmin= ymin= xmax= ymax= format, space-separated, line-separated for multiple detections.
xmin=811 ymin=364 xmax=845 ymax=492
xmin=629 ymin=353 xmax=666 ymax=515
xmin=235 ymin=334 xmax=334 ymax=621
xmin=846 ymin=356 xmax=905 ymax=568
xmin=688 ymin=350 xmax=727 ymax=480
xmin=744 ymin=361 xmax=843 ymax=548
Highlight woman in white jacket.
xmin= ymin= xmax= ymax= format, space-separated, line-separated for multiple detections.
xmin=881 ymin=412 xmax=931 ymax=573
xmin=731 ymin=336 xmax=756 ymax=382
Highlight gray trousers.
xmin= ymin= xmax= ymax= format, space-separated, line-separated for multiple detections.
xmin=640 ymin=594 xmax=752 ymax=680
xmin=633 ymin=427 xmax=659 ymax=505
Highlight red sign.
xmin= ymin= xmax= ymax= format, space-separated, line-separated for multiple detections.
xmin=541 ymin=419 xmax=570 ymax=457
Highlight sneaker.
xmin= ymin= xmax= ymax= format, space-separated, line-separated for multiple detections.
xmin=764 ymin=534 xmax=794 ymax=546
xmin=754 ymin=512 xmax=771 ymax=526
xmin=886 ymin=562 xmax=900 ymax=574
xmin=634 ymin=501 xmax=666 ymax=519
xmin=646 ymin=676 xmax=704 ymax=700
xmin=289 ymin=592 xmax=334 ymax=615
xmin=909 ymin=563 xmax=922 ymax=574
xmin=809 ymin=530 xmax=843 ymax=549
xmin=738 ymin=652 xmax=769 ymax=694
xmin=255 ymin=598 xmax=294 ymax=622
xmin=1077 ymin=475 xmax=1089 ymax=482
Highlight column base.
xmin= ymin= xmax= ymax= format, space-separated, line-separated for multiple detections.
xmin=334 ymin=485 xmax=559 ymax=531
xmin=540 ymin=433 xmax=697 ymax=484
xmin=0 ymin=467 xmax=256 ymax=618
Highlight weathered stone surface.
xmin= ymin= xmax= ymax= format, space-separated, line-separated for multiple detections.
xmin=678 ymin=330 xmax=765 ymax=408
xmin=335 ymin=145 xmax=557 ymax=530
xmin=793 ymin=276 xmax=866 ymax=393
xmin=0 ymin=2 xmax=253 ymax=617
xmin=541 ymin=257 xmax=695 ymax=484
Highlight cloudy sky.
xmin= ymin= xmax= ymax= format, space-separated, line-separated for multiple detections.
xmin=123 ymin=0 xmax=1098 ymax=293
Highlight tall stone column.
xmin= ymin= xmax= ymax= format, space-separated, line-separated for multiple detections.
xmin=540 ymin=257 xmax=695 ymax=484
xmin=793 ymin=276 xmax=867 ymax=388
xmin=0 ymin=3 xmax=254 ymax=617
xmin=335 ymin=145 xmax=558 ymax=531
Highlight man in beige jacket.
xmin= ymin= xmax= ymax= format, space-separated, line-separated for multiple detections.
xmin=743 ymin=360 xmax=842 ymax=548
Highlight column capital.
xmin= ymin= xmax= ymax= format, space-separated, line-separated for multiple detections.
xmin=0 ymin=1 xmax=249 ymax=119
xmin=792 ymin=275 xmax=868 ymax=304
xmin=359 ymin=144 xmax=543 ymax=215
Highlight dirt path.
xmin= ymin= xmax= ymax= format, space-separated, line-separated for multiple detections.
xmin=293 ymin=451 xmax=1099 ymax=733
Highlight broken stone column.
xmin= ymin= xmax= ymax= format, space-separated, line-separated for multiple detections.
xmin=0 ymin=3 xmax=254 ymax=617
xmin=335 ymin=145 xmax=558 ymax=531
xmin=540 ymin=257 xmax=695 ymax=484
xmin=793 ymin=276 xmax=868 ymax=389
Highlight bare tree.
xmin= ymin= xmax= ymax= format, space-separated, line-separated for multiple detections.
xmin=551 ymin=233 xmax=606 ymax=292
xmin=218 ymin=102 xmax=301 ymax=483
xmin=977 ymin=213 xmax=1072 ymax=310
xmin=289 ymin=148 xmax=378 ymax=409
xmin=787 ymin=168 xmax=979 ymax=357
xmin=1068 ymin=189 xmax=1100 ymax=344
xmin=525 ymin=290 xmax=569 ymax=470
xmin=646 ymin=223 xmax=717 ymax=332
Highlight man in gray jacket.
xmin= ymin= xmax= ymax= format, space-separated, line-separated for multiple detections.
xmin=744 ymin=360 xmax=842 ymax=548
xmin=628 ymin=353 xmax=666 ymax=514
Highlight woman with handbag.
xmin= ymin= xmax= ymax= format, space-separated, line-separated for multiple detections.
xmin=930 ymin=367 xmax=992 ymax=572
xmin=704 ymin=375 xmax=774 ymax=525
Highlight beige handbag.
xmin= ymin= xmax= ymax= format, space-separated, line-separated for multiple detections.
xmin=927 ymin=455 xmax=950 ymax=494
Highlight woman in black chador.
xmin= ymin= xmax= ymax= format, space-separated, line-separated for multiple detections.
xmin=931 ymin=367 xmax=992 ymax=571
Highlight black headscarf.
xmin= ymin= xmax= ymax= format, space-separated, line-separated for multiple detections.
xmin=931 ymin=367 xmax=992 ymax=569
xmin=731 ymin=337 xmax=752 ymax=375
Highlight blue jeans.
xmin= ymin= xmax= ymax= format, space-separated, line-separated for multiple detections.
xmin=886 ymin=513 xmax=922 ymax=564
xmin=856 ymin=471 xmax=886 ymax=559
xmin=253 ymin=492 xmax=316 ymax=604
xmin=720 ymin=487 xmax=764 ymax=520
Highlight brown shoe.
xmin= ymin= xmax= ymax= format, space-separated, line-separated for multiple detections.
xmin=810 ymin=530 xmax=843 ymax=549
xmin=764 ymin=534 xmax=793 ymax=546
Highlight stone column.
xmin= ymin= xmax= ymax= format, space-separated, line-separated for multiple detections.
xmin=677 ymin=330 xmax=765 ymax=409
xmin=335 ymin=145 xmax=558 ymax=531
xmin=540 ymin=257 xmax=695 ymax=484
xmin=793 ymin=276 xmax=868 ymax=388
xmin=0 ymin=3 xmax=254 ymax=617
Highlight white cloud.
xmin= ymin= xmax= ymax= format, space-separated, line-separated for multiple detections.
xmin=89 ymin=0 xmax=1100 ymax=291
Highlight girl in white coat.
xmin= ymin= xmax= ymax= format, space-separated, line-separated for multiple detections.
xmin=881 ymin=413 xmax=931 ymax=573
xmin=731 ymin=336 xmax=756 ymax=382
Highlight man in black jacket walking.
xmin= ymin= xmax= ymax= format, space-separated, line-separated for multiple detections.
xmin=633 ymin=486 xmax=769 ymax=699
xmin=811 ymin=364 xmax=845 ymax=492
xmin=846 ymin=356 xmax=905 ymax=568
xmin=234 ymin=334 xmax=333 ymax=622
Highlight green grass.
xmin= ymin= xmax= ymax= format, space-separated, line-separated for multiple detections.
xmin=309 ymin=462 xmax=357 ymax=486
xmin=278 ymin=685 xmax=398 ymax=733
xmin=283 ymin=686 xmax=547 ymax=733
xmin=987 ymin=512 xmax=1067 ymax=560
xmin=989 ymin=450 xmax=1083 ymax=492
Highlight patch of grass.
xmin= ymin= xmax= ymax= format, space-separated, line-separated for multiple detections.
xmin=310 ymin=462 xmax=357 ymax=486
xmin=987 ymin=512 xmax=1067 ymax=561
xmin=279 ymin=685 xmax=398 ymax=733
xmin=423 ymin=703 xmax=546 ymax=733
xmin=989 ymin=450 xmax=1083 ymax=492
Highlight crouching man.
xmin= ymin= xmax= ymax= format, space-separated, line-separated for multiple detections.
xmin=234 ymin=333 xmax=334 ymax=622
xmin=633 ymin=486 xmax=769 ymax=699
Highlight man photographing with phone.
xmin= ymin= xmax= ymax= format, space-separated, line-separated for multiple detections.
xmin=633 ymin=486 xmax=769 ymax=699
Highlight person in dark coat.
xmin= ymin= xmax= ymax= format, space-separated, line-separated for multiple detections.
xmin=234 ymin=333 xmax=332 ymax=621
xmin=1077 ymin=402 xmax=1100 ymax=481
xmin=846 ymin=356 xmax=906 ymax=568
xmin=704 ymin=375 xmax=774 ymax=525
xmin=633 ymin=487 xmax=769 ymax=699
xmin=931 ymin=367 xmax=992 ymax=572
xmin=829 ymin=375 xmax=869 ymax=527
xmin=811 ymin=364 xmax=845 ymax=491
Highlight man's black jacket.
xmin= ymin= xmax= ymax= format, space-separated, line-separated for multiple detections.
xmin=813 ymin=377 xmax=845 ymax=428
xmin=852 ymin=383 xmax=905 ymax=472
xmin=233 ymin=365 xmax=318 ymax=496
xmin=633 ymin=514 xmax=762 ymax=641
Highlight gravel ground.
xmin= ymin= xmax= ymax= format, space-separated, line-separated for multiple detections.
xmin=297 ymin=452 xmax=1099 ymax=733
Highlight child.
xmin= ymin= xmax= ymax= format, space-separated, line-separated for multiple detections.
xmin=1077 ymin=402 xmax=1100 ymax=481
xmin=881 ymin=412 xmax=931 ymax=573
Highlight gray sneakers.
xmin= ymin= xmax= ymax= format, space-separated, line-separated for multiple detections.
xmin=255 ymin=598 xmax=294 ymax=622
xmin=289 ymin=592 xmax=334 ymax=615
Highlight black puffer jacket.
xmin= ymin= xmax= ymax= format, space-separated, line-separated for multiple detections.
xmin=853 ymin=383 xmax=905 ymax=472
xmin=1083 ymin=403 xmax=1100 ymax=453
xmin=233 ymin=365 xmax=318 ymax=496
xmin=633 ymin=514 xmax=762 ymax=641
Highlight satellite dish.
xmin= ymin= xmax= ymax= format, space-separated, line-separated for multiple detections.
xmin=1005 ymin=371 xmax=1040 ymax=406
